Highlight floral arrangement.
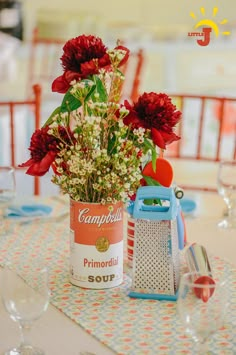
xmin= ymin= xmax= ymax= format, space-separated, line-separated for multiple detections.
xmin=20 ymin=35 xmax=181 ymax=204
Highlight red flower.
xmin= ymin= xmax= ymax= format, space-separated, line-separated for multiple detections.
xmin=51 ymin=71 xmax=81 ymax=94
xmin=52 ymin=35 xmax=109 ymax=93
xmin=19 ymin=126 xmax=75 ymax=176
xmin=114 ymin=45 xmax=130 ymax=66
xmin=123 ymin=92 xmax=181 ymax=149
xmin=52 ymin=35 xmax=129 ymax=93
xmin=19 ymin=127 xmax=58 ymax=176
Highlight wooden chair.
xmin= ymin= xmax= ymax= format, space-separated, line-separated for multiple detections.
xmin=27 ymin=28 xmax=65 ymax=99
xmin=165 ymin=93 xmax=236 ymax=191
xmin=0 ymin=84 xmax=42 ymax=195
xmin=120 ymin=48 xmax=145 ymax=102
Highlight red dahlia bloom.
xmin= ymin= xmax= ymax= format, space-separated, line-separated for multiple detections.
xmin=19 ymin=126 xmax=75 ymax=177
xmin=19 ymin=126 xmax=58 ymax=176
xmin=123 ymin=92 xmax=182 ymax=149
xmin=52 ymin=35 xmax=109 ymax=93
xmin=52 ymin=35 xmax=129 ymax=93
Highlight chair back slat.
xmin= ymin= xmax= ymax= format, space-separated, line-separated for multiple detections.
xmin=120 ymin=48 xmax=145 ymax=102
xmin=165 ymin=93 xmax=236 ymax=191
xmin=9 ymin=103 xmax=15 ymax=167
xmin=196 ymin=97 xmax=205 ymax=159
xmin=216 ymin=98 xmax=225 ymax=161
xmin=27 ymin=28 xmax=64 ymax=98
xmin=234 ymin=125 xmax=236 ymax=160
xmin=0 ymin=84 xmax=42 ymax=195
xmin=130 ymin=49 xmax=145 ymax=102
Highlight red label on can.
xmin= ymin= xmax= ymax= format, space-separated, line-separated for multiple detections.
xmin=70 ymin=200 xmax=123 ymax=246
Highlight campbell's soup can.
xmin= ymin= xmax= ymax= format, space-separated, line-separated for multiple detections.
xmin=69 ymin=199 xmax=124 ymax=289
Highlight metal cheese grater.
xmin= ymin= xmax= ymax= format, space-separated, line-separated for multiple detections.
xmin=129 ymin=186 xmax=180 ymax=300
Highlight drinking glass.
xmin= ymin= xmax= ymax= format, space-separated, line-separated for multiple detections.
xmin=177 ymin=272 xmax=229 ymax=354
xmin=217 ymin=160 xmax=236 ymax=229
xmin=0 ymin=166 xmax=16 ymax=235
xmin=1 ymin=263 xmax=50 ymax=355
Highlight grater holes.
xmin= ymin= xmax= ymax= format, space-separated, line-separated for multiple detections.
xmin=132 ymin=219 xmax=180 ymax=295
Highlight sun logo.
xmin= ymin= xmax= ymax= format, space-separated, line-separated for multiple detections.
xmin=188 ymin=7 xmax=230 ymax=46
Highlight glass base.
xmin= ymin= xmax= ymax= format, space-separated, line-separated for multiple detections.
xmin=4 ymin=345 xmax=45 ymax=355
xmin=218 ymin=218 xmax=236 ymax=229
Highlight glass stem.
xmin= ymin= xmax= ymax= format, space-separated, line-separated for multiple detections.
xmin=19 ymin=322 xmax=32 ymax=347
xmin=196 ymin=339 xmax=208 ymax=354
xmin=227 ymin=205 xmax=236 ymax=218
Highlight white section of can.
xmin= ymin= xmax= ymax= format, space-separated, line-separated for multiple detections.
xmin=69 ymin=238 xmax=123 ymax=289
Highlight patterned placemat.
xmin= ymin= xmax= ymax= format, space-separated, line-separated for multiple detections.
xmin=0 ymin=203 xmax=236 ymax=355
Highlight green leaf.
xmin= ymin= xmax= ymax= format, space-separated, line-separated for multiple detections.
xmin=152 ymin=149 xmax=157 ymax=172
xmin=144 ymin=137 xmax=154 ymax=151
xmin=61 ymin=91 xmax=82 ymax=113
xmin=142 ymin=175 xmax=161 ymax=186
xmin=107 ymin=125 xmax=117 ymax=155
xmin=85 ymin=84 xmax=96 ymax=101
xmin=143 ymin=138 xmax=157 ymax=172
xmin=143 ymin=199 xmax=154 ymax=205
xmin=78 ymin=78 xmax=96 ymax=102
xmin=42 ymin=106 xmax=61 ymax=127
xmin=92 ymin=76 xmax=108 ymax=102
xmin=143 ymin=198 xmax=162 ymax=206
xmin=142 ymin=175 xmax=162 ymax=205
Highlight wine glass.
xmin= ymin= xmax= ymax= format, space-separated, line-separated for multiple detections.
xmin=1 ymin=262 xmax=50 ymax=355
xmin=0 ymin=166 xmax=16 ymax=235
xmin=217 ymin=160 xmax=236 ymax=229
xmin=177 ymin=272 xmax=229 ymax=354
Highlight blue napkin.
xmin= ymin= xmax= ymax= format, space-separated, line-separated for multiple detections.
xmin=6 ymin=204 xmax=53 ymax=219
xmin=179 ymin=198 xmax=197 ymax=215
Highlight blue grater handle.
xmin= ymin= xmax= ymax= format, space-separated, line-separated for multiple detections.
xmin=133 ymin=186 xmax=177 ymax=220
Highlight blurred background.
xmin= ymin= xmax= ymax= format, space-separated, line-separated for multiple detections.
xmin=1 ymin=0 xmax=236 ymax=99
xmin=0 ymin=0 xmax=236 ymax=195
